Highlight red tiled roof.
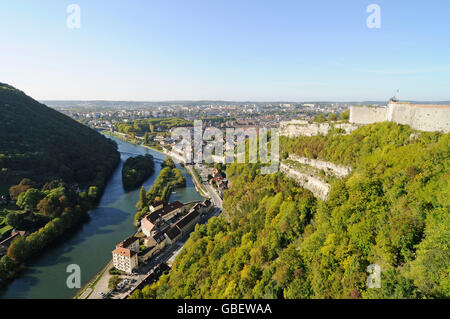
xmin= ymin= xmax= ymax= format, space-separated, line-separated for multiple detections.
xmin=113 ymin=247 xmax=136 ymax=258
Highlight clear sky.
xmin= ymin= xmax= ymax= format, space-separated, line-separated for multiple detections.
xmin=1 ymin=0 xmax=449 ymax=101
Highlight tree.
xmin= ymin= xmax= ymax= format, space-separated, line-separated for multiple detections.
xmin=314 ymin=114 xmax=327 ymax=123
xmin=137 ymin=186 xmax=147 ymax=210
xmin=37 ymin=198 xmax=57 ymax=217
xmin=7 ymin=236 xmax=29 ymax=262
xmin=5 ymin=212 xmax=24 ymax=229
xmin=161 ymin=157 xmax=176 ymax=169
xmin=328 ymin=113 xmax=338 ymax=121
xmin=16 ymin=188 xmax=44 ymax=211
xmin=109 ymin=275 xmax=122 ymax=290
xmin=9 ymin=179 xmax=35 ymax=200
xmin=340 ymin=110 xmax=350 ymax=120
xmin=88 ymin=186 xmax=98 ymax=199
xmin=0 ymin=256 xmax=16 ymax=281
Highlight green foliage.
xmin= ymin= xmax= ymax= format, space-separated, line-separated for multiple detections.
xmin=122 ymin=154 xmax=154 ymax=190
xmin=114 ymin=118 xmax=193 ymax=136
xmin=9 ymin=179 xmax=35 ymax=200
xmin=132 ymin=122 xmax=449 ymax=299
xmin=137 ymin=186 xmax=147 ymax=210
xmin=109 ymin=275 xmax=122 ymax=290
xmin=0 ymin=82 xmax=120 ymax=193
xmin=88 ymin=186 xmax=98 ymax=199
xmin=340 ymin=110 xmax=350 ymax=120
xmin=0 ymin=83 xmax=120 ymax=287
xmin=134 ymin=159 xmax=185 ymax=221
xmin=5 ymin=184 xmax=87 ymax=267
xmin=16 ymin=188 xmax=44 ymax=211
xmin=161 ymin=157 xmax=176 ymax=169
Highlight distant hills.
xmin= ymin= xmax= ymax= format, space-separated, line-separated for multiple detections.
xmin=0 ymin=83 xmax=120 ymax=193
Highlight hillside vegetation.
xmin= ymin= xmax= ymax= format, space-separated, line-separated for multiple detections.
xmin=122 ymin=154 xmax=154 ymax=190
xmin=130 ymin=122 xmax=449 ymax=299
xmin=0 ymin=83 xmax=120 ymax=287
xmin=0 ymin=83 xmax=120 ymax=193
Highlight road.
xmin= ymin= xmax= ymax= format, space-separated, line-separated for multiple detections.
xmin=185 ymin=165 xmax=209 ymax=197
xmin=185 ymin=164 xmax=223 ymax=209
xmin=204 ymin=183 xmax=223 ymax=208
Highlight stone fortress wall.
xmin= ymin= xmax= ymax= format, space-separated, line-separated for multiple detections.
xmin=349 ymin=106 xmax=387 ymax=124
xmin=280 ymin=120 xmax=360 ymax=137
xmin=350 ymin=100 xmax=450 ymax=133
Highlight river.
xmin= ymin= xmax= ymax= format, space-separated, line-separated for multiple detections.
xmin=0 ymin=137 xmax=202 ymax=299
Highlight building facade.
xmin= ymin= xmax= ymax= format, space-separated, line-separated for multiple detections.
xmin=141 ymin=201 xmax=184 ymax=237
xmin=112 ymin=236 xmax=140 ymax=273
xmin=112 ymin=247 xmax=138 ymax=274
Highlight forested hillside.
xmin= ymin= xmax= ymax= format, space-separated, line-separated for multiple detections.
xmin=0 ymin=83 xmax=120 ymax=286
xmin=130 ymin=122 xmax=449 ymax=299
xmin=0 ymin=83 xmax=120 ymax=194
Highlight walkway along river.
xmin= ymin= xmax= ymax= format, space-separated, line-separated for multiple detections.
xmin=0 ymin=137 xmax=202 ymax=299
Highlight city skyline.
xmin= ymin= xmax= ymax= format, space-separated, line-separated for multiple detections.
xmin=1 ymin=0 xmax=450 ymax=101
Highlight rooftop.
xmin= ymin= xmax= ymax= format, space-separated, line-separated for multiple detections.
xmin=145 ymin=201 xmax=184 ymax=223
xmin=165 ymin=226 xmax=181 ymax=240
xmin=176 ymin=209 xmax=200 ymax=230
xmin=116 ymin=236 xmax=139 ymax=249
xmin=113 ymin=247 xmax=137 ymax=258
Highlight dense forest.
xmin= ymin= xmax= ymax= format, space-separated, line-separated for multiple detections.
xmin=0 ymin=83 xmax=120 ymax=286
xmin=122 ymin=155 xmax=154 ymax=190
xmin=0 ymin=180 xmax=90 ymax=283
xmin=135 ymin=158 xmax=186 ymax=222
xmin=130 ymin=122 xmax=449 ymax=299
xmin=0 ymin=83 xmax=120 ymax=195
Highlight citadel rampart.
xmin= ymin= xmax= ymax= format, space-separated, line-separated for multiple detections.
xmin=280 ymin=120 xmax=359 ymax=137
xmin=349 ymin=106 xmax=387 ymax=124
xmin=350 ymin=101 xmax=450 ymax=132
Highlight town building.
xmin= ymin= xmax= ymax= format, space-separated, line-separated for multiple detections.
xmin=141 ymin=201 xmax=184 ymax=237
xmin=164 ymin=226 xmax=182 ymax=245
xmin=163 ymin=204 xmax=202 ymax=245
xmin=112 ymin=247 xmax=138 ymax=274
xmin=112 ymin=236 xmax=139 ymax=274
xmin=149 ymin=201 xmax=164 ymax=212
xmin=139 ymin=235 xmax=164 ymax=263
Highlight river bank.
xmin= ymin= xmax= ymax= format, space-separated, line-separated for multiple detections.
xmin=105 ymin=131 xmax=210 ymax=198
xmin=0 ymin=137 xmax=202 ymax=299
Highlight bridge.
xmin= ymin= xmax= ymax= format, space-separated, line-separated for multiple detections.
xmin=120 ymin=152 xmax=164 ymax=164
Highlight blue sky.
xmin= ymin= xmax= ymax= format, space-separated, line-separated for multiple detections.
xmin=1 ymin=0 xmax=449 ymax=101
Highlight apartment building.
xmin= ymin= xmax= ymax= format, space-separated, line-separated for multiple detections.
xmin=112 ymin=236 xmax=139 ymax=274
xmin=112 ymin=247 xmax=138 ymax=274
